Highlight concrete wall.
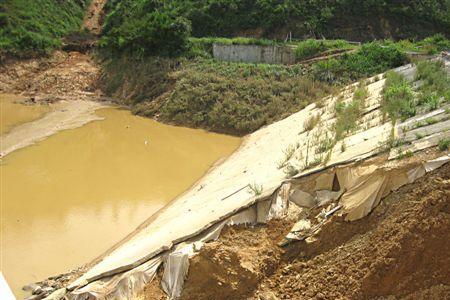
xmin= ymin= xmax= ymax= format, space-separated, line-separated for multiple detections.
xmin=212 ymin=43 xmax=296 ymax=65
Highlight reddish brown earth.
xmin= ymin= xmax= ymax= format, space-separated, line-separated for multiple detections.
xmin=144 ymin=162 xmax=450 ymax=300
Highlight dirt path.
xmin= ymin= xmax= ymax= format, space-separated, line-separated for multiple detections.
xmin=141 ymin=162 xmax=450 ymax=300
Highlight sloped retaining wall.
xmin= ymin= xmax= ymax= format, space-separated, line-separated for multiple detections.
xmin=212 ymin=43 xmax=296 ymax=65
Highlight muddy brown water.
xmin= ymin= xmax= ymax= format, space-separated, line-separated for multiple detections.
xmin=0 ymin=94 xmax=49 ymax=135
xmin=0 ymin=97 xmax=241 ymax=297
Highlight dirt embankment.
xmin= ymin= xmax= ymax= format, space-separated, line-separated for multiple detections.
xmin=144 ymin=162 xmax=450 ymax=300
xmin=0 ymin=0 xmax=108 ymax=102
xmin=0 ymin=51 xmax=101 ymax=101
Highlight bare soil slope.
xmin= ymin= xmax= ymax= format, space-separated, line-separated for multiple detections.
xmin=161 ymin=162 xmax=450 ymax=300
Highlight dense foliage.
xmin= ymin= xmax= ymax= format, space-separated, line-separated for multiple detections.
xmin=294 ymin=39 xmax=353 ymax=60
xmin=102 ymin=0 xmax=450 ymax=54
xmin=100 ymin=0 xmax=191 ymax=57
xmin=101 ymin=57 xmax=336 ymax=135
xmin=311 ymin=43 xmax=408 ymax=84
xmin=381 ymin=59 xmax=450 ymax=124
xmin=0 ymin=0 xmax=89 ymax=56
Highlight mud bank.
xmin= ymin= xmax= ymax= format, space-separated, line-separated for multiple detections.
xmin=143 ymin=162 xmax=449 ymax=300
xmin=0 ymin=51 xmax=101 ymax=100
xmin=0 ymin=98 xmax=106 ymax=156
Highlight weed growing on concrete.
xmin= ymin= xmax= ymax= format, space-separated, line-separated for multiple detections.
xmin=248 ymin=183 xmax=263 ymax=196
xmin=438 ymin=138 xmax=450 ymax=151
xmin=381 ymin=71 xmax=416 ymax=123
xmin=303 ymin=114 xmax=321 ymax=131
xmin=283 ymin=163 xmax=299 ymax=178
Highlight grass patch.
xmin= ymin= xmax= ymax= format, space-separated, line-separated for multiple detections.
xmin=277 ymin=144 xmax=297 ymax=169
xmin=415 ymin=132 xmax=424 ymax=139
xmin=415 ymin=60 xmax=450 ymax=111
xmin=311 ymin=42 xmax=407 ymax=85
xmin=0 ymin=0 xmax=89 ymax=56
xmin=315 ymin=133 xmax=334 ymax=154
xmin=303 ymin=114 xmax=321 ymax=131
xmin=381 ymin=71 xmax=416 ymax=123
xmin=157 ymin=59 xmax=333 ymax=135
xmin=438 ymin=138 xmax=450 ymax=151
xmin=294 ymin=39 xmax=352 ymax=60
xmin=334 ymin=99 xmax=362 ymax=140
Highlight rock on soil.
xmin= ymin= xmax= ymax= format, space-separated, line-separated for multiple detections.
xmin=144 ymin=163 xmax=450 ymax=299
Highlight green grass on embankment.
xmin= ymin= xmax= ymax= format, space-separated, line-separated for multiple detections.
xmin=0 ymin=0 xmax=89 ymax=57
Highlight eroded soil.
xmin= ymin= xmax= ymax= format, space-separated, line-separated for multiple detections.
xmin=144 ymin=162 xmax=450 ymax=300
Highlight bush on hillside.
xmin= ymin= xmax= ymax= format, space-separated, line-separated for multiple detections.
xmin=381 ymin=71 xmax=416 ymax=122
xmin=101 ymin=1 xmax=191 ymax=57
xmin=311 ymin=43 xmax=407 ymax=84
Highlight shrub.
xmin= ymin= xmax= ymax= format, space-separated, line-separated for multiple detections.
xmin=381 ymin=71 xmax=416 ymax=122
xmin=415 ymin=60 xmax=450 ymax=108
xmin=353 ymin=83 xmax=369 ymax=102
xmin=311 ymin=43 xmax=407 ymax=84
xmin=295 ymin=39 xmax=327 ymax=60
xmin=101 ymin=0 xmax=192 ymax=57
xmin=334 ymin=99 xmax=362 ymax=140
xmin=418 ymin=34 xmax=450 ymax=54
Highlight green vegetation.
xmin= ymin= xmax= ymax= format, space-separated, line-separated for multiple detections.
xmin=415 ymin=132 xmax=424 ymax=139
xmin=283 ymin=163 xmax=299 ymax=178
xmin=383 ymin=34 xmax=450 ymax=55
xmin=438 ymin=138 xmax=450 ymax=151
xmin=0 ymin=0 xmax=89 ymax=56
xmin=277 ymin=144 xmax=297 ymax=169
xmin=315 ymin=133 xmax=334 ymax=154
xmin=104 ymin=1 xmax=449 ymax=41
xmin=334 ymin=100 xmax=361 ymax=140
xmin=99 ymin=0 xmax=450 ymax=58
xmin=415 ymin=60 xmax=450 ymax=110
xmin=333 ymin=81 xmax=369 ymax=140
xmin=303 ymin=114 xmax=321 ymax=132
xmin=294 ymin=39 xmax=352 ymax=60
xmin=100 ymin=0 xmax=191 ymax=57
xmin=121 ymin=58 xmax=335 ymax=135
xmin=248 ymin=182 xmax=263 ymax=196
xmin=381 ymin=71 xmax=416 ymax=123
xmin=353 ymin=83 xmax=369 ymax=102
xmin=311 ymin=43 xmax=407 ymax=84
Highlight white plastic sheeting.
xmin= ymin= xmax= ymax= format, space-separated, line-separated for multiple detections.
xmin=284 ymin=153 xmax=450 ymax=243
xmin=69 ymin=255 xmax=162 ymax=300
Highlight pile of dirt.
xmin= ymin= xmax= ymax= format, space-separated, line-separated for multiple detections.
xmin=148 ymin=162 xmax=450 ymax=299
xmin=0 ymin=51 xmax=101 ymax=101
